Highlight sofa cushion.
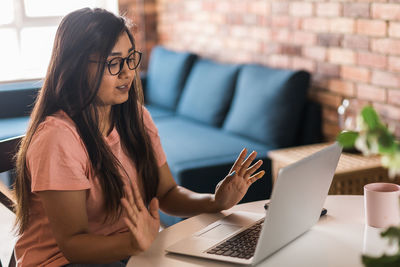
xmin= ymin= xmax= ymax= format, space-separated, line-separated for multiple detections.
xmin=0 ymin=81 xmax=40 ymax=119
xmin=146 ymin=46 xmax=196 ymax=110
xmin=176 ymin=59 xmax=239 ymax=126
xmin=145 ymin=104 xmax=175 ymax=121
xmin=223 ymin=65 xmax=310 ymax=148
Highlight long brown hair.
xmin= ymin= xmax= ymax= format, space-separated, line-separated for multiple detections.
xmin=14 ymin=8 xmax=159 ymax=234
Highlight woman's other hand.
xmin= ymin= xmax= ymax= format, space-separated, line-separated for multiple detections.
xmin=121 ymin=181 xmax=160 ymax=254
xmin=214 ymin=148 xmax=265 ymax=211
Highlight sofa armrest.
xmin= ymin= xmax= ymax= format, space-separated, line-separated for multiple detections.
xmin=0 ymin=80 xmax=41 ymax=119
xmin=296 ymin=100 xmax=323 ymax=145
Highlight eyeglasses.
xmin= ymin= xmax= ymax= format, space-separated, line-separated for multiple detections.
xmin=90 ymin=50 xmax=142 ymax=76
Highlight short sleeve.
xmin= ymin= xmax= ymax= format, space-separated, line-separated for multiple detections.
xmin=142 ymin=106 xmax=167 ymax=167
xmin=27 ymin=118 xmax=91 ymax=192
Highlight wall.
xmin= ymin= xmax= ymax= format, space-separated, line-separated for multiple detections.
xmin=119 ymin=0 xmax=157 ymax=70
xmin=121 ymin=0 xmax=400 ymax=141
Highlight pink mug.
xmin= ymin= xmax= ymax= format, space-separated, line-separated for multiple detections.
xmin=364 ymin=183 xmax=400 ymax=228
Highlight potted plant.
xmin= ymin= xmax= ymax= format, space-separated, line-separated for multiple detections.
xmin=337 ymin=106 xmax=400 ymax=266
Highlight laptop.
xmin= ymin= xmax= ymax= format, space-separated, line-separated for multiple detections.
xmin=166 ymin=142 xmax=342 ymax=265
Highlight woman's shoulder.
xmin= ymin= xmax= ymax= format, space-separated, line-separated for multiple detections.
xmin=39 ymin=110 xmax=78 ymax=133
xmin=33 ymin=110 xmax=83 ymax=147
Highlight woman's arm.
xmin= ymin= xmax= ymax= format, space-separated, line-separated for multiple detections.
xmin=156 ymin=164 xmax=219 ymax=216
xmin=157 ymin=148 xmax=265 ymax=217
xmin=38 ymin=190 xmax=137 ymax=263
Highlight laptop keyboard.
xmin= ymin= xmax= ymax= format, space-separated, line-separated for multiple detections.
xmin=206 ymin=218 xmax=264 ymax=259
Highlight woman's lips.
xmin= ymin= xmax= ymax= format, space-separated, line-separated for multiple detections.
xmin=116 ymin=84 xmax=130 ymax=92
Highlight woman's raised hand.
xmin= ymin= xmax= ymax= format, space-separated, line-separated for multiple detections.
xmin=214 ymin=148 xmax=265 ymax=211
xmin=121 ymin=181 xmax=160 ymax=254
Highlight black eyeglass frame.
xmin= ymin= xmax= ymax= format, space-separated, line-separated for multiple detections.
xmin=90 ymin=50 xmax=142 ymax=76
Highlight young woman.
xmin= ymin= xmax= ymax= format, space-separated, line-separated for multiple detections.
xmin=13 ymin=8 xmax=265 ymax=267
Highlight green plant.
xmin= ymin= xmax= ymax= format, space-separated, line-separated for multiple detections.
xmin=337 ymin=106 xmax=400 ymax=266
xmin=337 ymin=106 xmax=400 ymax=178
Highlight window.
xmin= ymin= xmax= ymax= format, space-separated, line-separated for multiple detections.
xmin=0 ymin=0 xmax=118 ymax=82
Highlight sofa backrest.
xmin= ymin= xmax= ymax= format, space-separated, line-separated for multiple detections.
xmin=176 ymin=58 xmax=240 ymax=126
xmin=0 ymin=81 xmax=41 ymax=119
xmin=222 ymin=65 xmax=311 ymax=148
xmin=145 ymin=46 xmax=196 ymax=110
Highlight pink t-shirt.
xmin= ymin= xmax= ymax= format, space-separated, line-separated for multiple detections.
xmin=15 ymin=107 xmax=166 ymax=267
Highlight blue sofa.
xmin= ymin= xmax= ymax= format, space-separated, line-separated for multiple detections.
xmin=144 ymin=46 xmax=322 ymax=226
xmin=0 ymin=46 xmax=322 ymax=226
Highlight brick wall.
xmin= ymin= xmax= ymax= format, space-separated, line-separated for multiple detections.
xmin=119 ymin=0 xmax=157 ymax=69
xmin=120 ymin=0 xmax=400 ymax=141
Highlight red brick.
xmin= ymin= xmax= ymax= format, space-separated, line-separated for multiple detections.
xmin=372 ymin=3 xmax=400 ymax=20
xmin=249 ymin=27 xmax=270 ymax=41
xmin=248 ymin=1 xmax=270 ymax=16
xmin=271 ymin=29 xmax=290 ymax=43
xmin=268 ymin=54 xmax=291 ymax=69
xmin=323 ymin=121 xmax=341 ymax=140
xmin=303 ymin=18 xmax=330 ymax=32
xmin=293 ymin=31 xmax=317 ymax=46
xmin=373 ymin=103 xmax=400 ymax=122
xmin=291 ymin=57 xmax=316 ymax=72
xmin=302 ymin=46 xmax=326 ymax=61
xmin=281 ymin=44 xmax=302 ymax=56
xmin=230 ymin=1 xmax=248 ymax=13
xmin=328 ymin=48 xmax=356 ymax=65
xmin=313 ymin=91 xmax=343 ymax=108
xmin=317 ymin=33 xmax=342 ymax=47
xmin=387 ymin=89 xmax=400 ymax=105
xmin=322 ymin=106 xmax=339 ymax=124
xmin=316 ymin=3 xmax=341 ymax=17
xmin=356 ymin=0 xmax=386 ymax=2
xmin=312 ymin=73 xmax=329 ymax=89
xmin=271 ymin=16 xmax=290 ymax=28
xmin=330 ymin=18 xmax=355 ymax=34
xmin=342 ymin=35 xmax=369 ymax=50
xmin=389 ymin=22 xmax=400 ymax=38
xmin=291 ymin=18 xmax=302 ymax=30
xmin=243 ymin=14 xmax=258 ymax=26
xmin=215 ymin=2 xmax=230 ymax=12
xmin=356 ymin=83 xmax=386 ymax=102
xmin=357 ymin=52 xmax=387 ymax=69
xmin=202 ymin=2 xmax=214 ymax=11
xmin=231 ymin=25 xmax=248 ymax=38
xmin=371 ymin=70 xmax=400 ymax=88
xmin=271 ymin=2 xmax=289 ymax=15
xmin=388 ymin=56 xmax=400 ymax=72
xmin=371 ymin=39 xmax=400 ymax=56
xmin=316 ymin=62 xmax=340 ymax=78
xmin=328 ymin=79 xmax=356 ymax=97
xmin=356 ymin=19 xmax=387 ymax=37
xmin=227 ymin=14 xmax=243 ymax=25
xmin=343 ymin=3 xmax=370 ymax=18
xmin=341 ymin=66 xmax=370 ymax=83
xmin=290 ymin=2 xmax=313 ymax=17
xmin=263 ymin=43 xmax=281 ymax=54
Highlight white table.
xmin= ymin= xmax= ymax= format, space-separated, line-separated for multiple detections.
xmin=127 ymin=195 xmax=398 ymax=267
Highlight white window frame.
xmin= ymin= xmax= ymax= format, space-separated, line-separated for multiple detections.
xmin=0 ymin=0 xmax=118 ymax=83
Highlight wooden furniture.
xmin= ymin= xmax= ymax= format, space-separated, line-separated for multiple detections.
xmin=268 ymin=143 xmax=400 ymax=195
xmin=127 ymin=196 xmax=393 ymax=267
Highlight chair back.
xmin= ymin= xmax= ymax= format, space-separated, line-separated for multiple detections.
xmin=0 ymin=136 xmax=22 ymax=267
